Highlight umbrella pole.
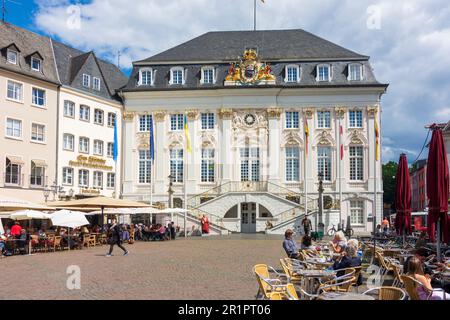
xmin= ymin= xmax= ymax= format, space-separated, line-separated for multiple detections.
xmin=184 ymin=210 xmax=187 ymax=238
xmin=437 ymin=217 xmax=441 ymax=263
xmin=68 ymin=227 xmax=71 ymax=251
xmin=101 ymin=206 xmax=105 ymax=233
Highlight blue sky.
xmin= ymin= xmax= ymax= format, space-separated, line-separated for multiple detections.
xmin=4 ymin=0 xmax=450 ymax=164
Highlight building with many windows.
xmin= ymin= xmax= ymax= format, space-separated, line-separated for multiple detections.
xmin=0 ymin=23 xmax=59 ymax=202
xmin=121 ymin=30 xmax=388 ymax=234
xmin=52 ymin=41 xmax=127 ymax=199
xmin=0 ymin=22 xmax=127 ymax=203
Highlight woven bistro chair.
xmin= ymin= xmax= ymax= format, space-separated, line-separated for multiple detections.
xmin=253 ymin=264 xmax=290 ymax=300
xmin=363 ymin=286 xmax=406 ymax=300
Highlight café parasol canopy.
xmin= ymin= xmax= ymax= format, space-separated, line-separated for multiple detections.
xmin=49 ymin=209 xmax=90 ymax=229
xmin=426 ymin=126 xmax=450 ymax=246
xmin=9 ymin=210 xmax=52 ymax=221
xmin=0 ymin=195 xmax=54 ymax=211
xmin=394 ymin=153 xmax=412 ymax=237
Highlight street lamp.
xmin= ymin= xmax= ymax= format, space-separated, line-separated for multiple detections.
xmin=318 ymin=172 xmax=324 ymax=226
xmin=43 ymin=185 xmax=51 ymax=203
xmin=167 ymin=174 xmax=174 ymax=209
xmin=50 ymin=181 xmax=64 ymax=201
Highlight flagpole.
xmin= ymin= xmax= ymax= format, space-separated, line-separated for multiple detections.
xmin=304 ymin=115 xmax=308 ymax=222
xmin=373 ymin=112 xmax=378 ymax=237
xmin=253 ymin=0 xmax=256 ymax=31
xmin=339 ymin=117 xmax=342 ymax=227
xmin=184 ymin=144 xmax=187 ymax=238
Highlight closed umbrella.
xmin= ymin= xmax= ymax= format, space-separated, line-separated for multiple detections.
xmin=0 ymin=196 xmax=54 ymax=211
xmin=426 ymin=127 xmax=450 ymax=262
xmin=394 ymin=154 xmax=412 ymax=245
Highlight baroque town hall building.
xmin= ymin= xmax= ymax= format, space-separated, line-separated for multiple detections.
xmin=120 ymin=30 xmax=388 ymax=234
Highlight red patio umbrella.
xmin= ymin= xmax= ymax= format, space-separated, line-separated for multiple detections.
xmin=394 ymin=154 xmax=412 ymax=237
xmin=426 ymin=127 xmax=450 ymax=245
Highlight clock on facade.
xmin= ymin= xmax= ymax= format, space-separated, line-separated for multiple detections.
xmin=244 ymin=113 xmax=256 ymax=126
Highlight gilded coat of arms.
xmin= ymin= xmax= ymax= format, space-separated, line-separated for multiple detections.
xmin=225 ymin=48 xmax=276 ymax=85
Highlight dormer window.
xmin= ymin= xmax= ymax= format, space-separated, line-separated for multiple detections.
xmin=170 ymin=67 xmax=185 ymax=85
xmin=31 ymin=57 xmax=41 ymax=71
xmin=348 ymin=63 xmax=363 ymax=81
xmin=285 ymin=65 xmax=300 ymax=83
xmin=82 ymin=74 xmax=90 ymax=87
xmin=93 ymin=77 xmax=101 ymax=91
xmin=316 ymin=64 xmax=331 ymax=82
xmin=138 ymin=68 xmax=153 ymax=86
xmin=201 ymin=67 xmax=215 ymax=84
xmin=7 ymin=49 xmax=18 ymax=65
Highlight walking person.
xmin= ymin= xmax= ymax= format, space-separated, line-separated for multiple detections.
xmin=106 ymin=219 xmax=128 ymax=257
xmin=301 ymin=215 xmax=312 ymax=236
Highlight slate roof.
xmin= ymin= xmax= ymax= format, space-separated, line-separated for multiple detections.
xmin=0 ymin=22 xmax=128 ymax=101
xmin=0 ymin=22 xmax=59 ymax=84
xmin=136 ymin=29 xmax=369 ymax=64
xmin=124 ymin=29 xmax=386 ymax=91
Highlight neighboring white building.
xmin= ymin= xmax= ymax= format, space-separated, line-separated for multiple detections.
xmin=121 ymin=30 xmax=388 ymax=235
xmin=52 ymin=41 xmax=127 ymax=200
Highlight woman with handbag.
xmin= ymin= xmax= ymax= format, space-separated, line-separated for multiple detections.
xmin=106 ymin=219 xmax=128 ymax=257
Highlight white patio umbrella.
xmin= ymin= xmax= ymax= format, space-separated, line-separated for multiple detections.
xmin=49 ymin=210 xmax=90 ymax=251
xmin=9 ymin=210 xmax=51 ymax=220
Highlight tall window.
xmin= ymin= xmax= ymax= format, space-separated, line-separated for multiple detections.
xmin=170 ymin=68 xmax=184 ymax=85
xmin=349 ymin=110 xmax=363 ymax=128
xmin=348 ymin=64 xmax=363 ymax=81
xmin=107 ymin=173 xmax=115 ymax=188
xmin=63 ymin=134 xmax=74 ymax=151
xmin=78 ymin=169 xmax=89 ymax=187
xmin=285 ymin=147 xmax=300 ymax=182
xmin=201 ymin=113 xmax=215 ymax=130
xmin=30 ymin=161 xmax=45 ymax=187
xmin=5 ymin=158 xmax=21 ymax=185
xmin=94 ymin=109 xmax=104 ymax=125
xmin=285 ymin=111 xmax=299 ymax=129
xmin=6 ymin=118 xmax=22 ymax=138
xmin=82 ymin=74 xmax=90 ymax=87
xmin=139 ymin=68 xmax=153 ymax=85
xmin=7 ymin=49 xmax=17 ymax=64
xmin=170 ymin=149 xmax=183 ymax=183
xmin=317 ymin=111 xmax=331 ymax=128
xmin=79 ymin=137 xmax=89 ymax=154
xmin=240 ymin=148 xmax=260 ymax=182
xmin=107 ymin=142 xmax=114 ymax=157
xmin=80 ymin=105 xmax=90 ymax=121
xmin=285 ymin=65 xmax=299 ymax=82
xmin=107 ymin=113 xmax=116 ymax=127
xmin=350 ymin=200 xmax=364 ymax=225
xmin=62 ymin=167 xmax=73 ymax=185
xmin=93 ymin=140 xmax=103 ymax=155
xmin=32 ymin=88 xmax=46 ymax=106
xmin=201 ymin=67 xmax=214 ymax=84
xmin=350 ymin=146 xmax=364 ymax=181
xmin=93 ymin=77 xmax=101 ymax=91
xmin=31 ymin=123 xmax=45 ymax=142
xmin=93 ymin=171 xmax=103 ymax=189
xmin=317 ymin=64 xmax=330 ymax=82
xmin=317 ymin=146 xmax=332 ymax=181
xmin=64 ymin=100 xmax=75 ymax=118
xmin=7 ymin=80 xmax=23 ymax=101
xmin=138 ymin=150 xmax=151 ymax=183
xmin=139 ymin=115 xmax=152 ymax=132
xmin=31 ymin=57 xmax=41 ymax=71
xmin=170 ymin=114 xmax=184 ymax=131
xmin=201 ymin=149 xmax=215 ymax=182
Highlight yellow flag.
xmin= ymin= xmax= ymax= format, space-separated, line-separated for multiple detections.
xmin=184 ymin=114 xmax=192 ymax=153
xmin=375 ymin=119 xmax=380 ymax=161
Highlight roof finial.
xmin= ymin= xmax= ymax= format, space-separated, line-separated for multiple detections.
xmin=117 ymin=50 xmax=121 ymax=69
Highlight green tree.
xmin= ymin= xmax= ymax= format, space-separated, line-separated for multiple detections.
xmin=383 ymin=161 xmax=398 ymax=211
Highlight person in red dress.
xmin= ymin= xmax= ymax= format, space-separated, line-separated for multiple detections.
xmin=201 ymin=215 xmax=209 ymax=234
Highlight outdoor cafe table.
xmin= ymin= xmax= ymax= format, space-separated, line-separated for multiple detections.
xmin=318 ymin=292 xmax=375 ymax=301
xmin=305 ymin=257 xmax=334 ymax=269
xmin=296 ymin=269 xmax=336 ymax=299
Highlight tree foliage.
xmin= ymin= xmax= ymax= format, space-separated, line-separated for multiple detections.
xmin=383 ymin=161 xmax=398 ymax=210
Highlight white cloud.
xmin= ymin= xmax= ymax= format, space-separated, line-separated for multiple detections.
xmin=33 ymin=0 xmax=450 ymax=163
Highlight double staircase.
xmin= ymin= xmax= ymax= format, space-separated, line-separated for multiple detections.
xmin=184 ymin=181 xmax=319 ymax=235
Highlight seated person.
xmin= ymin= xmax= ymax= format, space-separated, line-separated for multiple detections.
xmin=0 ymin=235 xmax=6 ymax=256
xmin=332 ymin=245 xmax=362 ymax=284
xmin=415 ymin=232 xmax=428 ymax=249
xmin=282 ymin=229 xmax=300 ymax=259
xmin=406 ymin=256 xmax=449 ymax=300
xmin=18 ymin=229 xmax=28 ymax=254
xmin=329 ymin=231 xmax=347 ymax=253
xmin=300 ymin=235 xmax=315 ymax=250
xmin=38 ymin=227 xmax=47 ymax=239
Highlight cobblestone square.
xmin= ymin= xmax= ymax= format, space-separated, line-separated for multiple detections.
xmin=0 ymin=235 xmax=286 ymax=300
